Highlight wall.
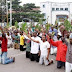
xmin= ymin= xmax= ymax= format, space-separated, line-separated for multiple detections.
xmin=52 ymin=11 xmax=69 ymax=24
xmin=40 ymin=2 xmax=72 ymax=25
xmin=40 ymin=2 xmax=52 ymax=24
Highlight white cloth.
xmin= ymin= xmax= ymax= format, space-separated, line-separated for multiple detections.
xmin=50 ymin=47 xmax=57 ymax=54
xmin=39 ymin=40 xmax=50 ymax=56
xmin=50 ymin=35 xmax=57 ymax=54
xmin=39 ymin=55 xmax=49 ymax=66
xmin=6 ymin=35 xmax=12 ymax=45
xmin=31 ymin=36 xmax=41 ymax=54
xmin=65 ymin=62 xmax=72 ymax=72
xmin=24 ymin=35 xmax=30 ymax=40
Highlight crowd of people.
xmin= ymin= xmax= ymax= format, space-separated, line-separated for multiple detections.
xmin=0 ymin=25 xmax=72 ymax=72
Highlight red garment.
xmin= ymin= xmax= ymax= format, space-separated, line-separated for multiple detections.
xmin=0 ymin=37 xmax=7 ymax=52
xmin=50 ymin=39 xmax=67 ymax=62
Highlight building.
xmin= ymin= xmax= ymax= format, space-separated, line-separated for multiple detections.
xmin=40 ymin=1 xmax=72 ymax=25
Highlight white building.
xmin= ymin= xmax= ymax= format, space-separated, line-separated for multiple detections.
xmin=40 ymin=1 xmax=72 ymax=25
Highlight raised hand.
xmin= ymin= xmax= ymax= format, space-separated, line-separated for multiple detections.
xmin=27 ymin=34 xmax=31 ymax=39
xmin=23 ymin=31 xmax=26 ymax=35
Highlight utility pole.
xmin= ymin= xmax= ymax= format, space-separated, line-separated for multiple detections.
xmin=6 ymin=0 xmax=8 ymax=25
xmin=10 ymin=0 xmax=12 ymax=26
xmin=0 ymin=0 xmax=7 ymax=26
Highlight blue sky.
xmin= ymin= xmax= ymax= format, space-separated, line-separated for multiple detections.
xmin=20 ymin=0 xmax=72 ymax=6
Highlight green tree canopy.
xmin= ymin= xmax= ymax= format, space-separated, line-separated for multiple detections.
xmin=64 ymin=19 xmax=72 ymax=31
xmin=22 ymin=3 xmax=39 ymax=12
xmin=8 ymin=0 xmax=21 ymax=12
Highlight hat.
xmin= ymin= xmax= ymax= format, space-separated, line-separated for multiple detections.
xmin=69 ymin=33 xmax=72 ymax=39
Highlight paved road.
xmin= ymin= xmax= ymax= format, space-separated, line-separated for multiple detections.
xmin=0 ymin=48 xmax=65 ymax=72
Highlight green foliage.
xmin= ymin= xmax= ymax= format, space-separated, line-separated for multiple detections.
xmin=38 ymin=19 xmax=43 ymax=25
xmin=12 ymin=0 xmax=21 ymax=11
xmin=15 ymin=21 xmax=19 ymax=28
xmin=70 ymin=25 xmax=72 ymax=31
xmin=23 ymin=3 xmax=37 ymax=12
xmin=45 ymin=23 xmax=51 ymax=31
xmin=21 ymin=22 xmax=28 ymax=34
xmin=35 ymin=24 xmax=41 ymax=31
xmin=55 ymin=20 xmax=58 ymax=26
xmin=5 ymin=23 xmax=10 ymax=28
xmin=64 ymin=19 xmax=72 ymax=31
xmin=8 ymin=0 xmax=21 ymax=12
xmin=7 ymin=3 xmax=45 ymax=26
xmin=6 ymin=23 xmax=10 ymax=28
xmin=11 ymin=12 xmax=44 ymax=24
xmin=35 ymin=18 xmax=45 ymax=31
xmin=29 ymin=24 xmax=33 ymax=28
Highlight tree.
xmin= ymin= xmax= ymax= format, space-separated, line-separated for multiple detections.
xmin=64 ymin=19 xmax=72 ymax=32
xmin=22 ymin=3 xmax=45 ymax=23
xmin=22 ymin=3 xmax=37 ymax=12
xmin=21 ymin=22 xmax=28 ymax=34
xmin=8 ymin=0 xmax=21 ymax=12
xmin=15 ymin=21 xmax=19 ymax=28
xmin=7 ymin=3 xmax=45 ymax=26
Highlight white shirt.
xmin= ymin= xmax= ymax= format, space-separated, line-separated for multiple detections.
xmin=31 ymin=36 xmax=41 ymax=54
xmin=6 ymin=35 xmax=12 ymax=45
xmin=39 ymin=40 xmax=50 ymax=56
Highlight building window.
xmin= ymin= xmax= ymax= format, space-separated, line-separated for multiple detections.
xmin=52 ymin=8 xmax=55 ymax=11
xmin=65 ymin=8 xmax=68 ymax=11
xmin=43 ymin=5 xmax=45 ymax=8
xmin=56 ymin=8 xmax=59 ymax=11
xmin=60 ymin=8 xmax=63 ymax=10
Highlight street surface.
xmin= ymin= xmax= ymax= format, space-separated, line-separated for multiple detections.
xmin=0 ymin=48 xmax=65 ymax=72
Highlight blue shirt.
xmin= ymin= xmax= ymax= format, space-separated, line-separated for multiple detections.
xmin=49 ymin=28 xmax=58 ymax=36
